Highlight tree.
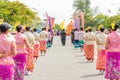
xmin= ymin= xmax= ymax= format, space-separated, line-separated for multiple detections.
xmin=73 ymin=0 xmax=92 ymax=16
xmin=0 ymin=0 xmax=40 ymax=30
xmin=94 ymin=14 xmax=111 ymax=28
xmin=73 ymin=0 xmax=93 ymax=28
xmin=92 ymin=6 xmax=100 ymax=16
xmin=73 ymin=0 xmax=120 ymax=29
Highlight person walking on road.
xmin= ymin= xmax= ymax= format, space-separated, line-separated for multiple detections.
xmin=0 ymin=23 xmax=16 ymax=80
xmin=60 ymin=29 xmax=66 ymax=46
xmin=24 ymin=26 xmax=35 ymax=74
xmin=73 ymin=29 xmax=79 ymax=48
xmin=14 ymin=25 xmax=30 ymax=79
xmin=105 ymin=24 xmax=120 ymax=80
xmin=33 ymin=28 xmax=40 ymax=61
xmin=39 ymin=27 xmax=48 ymax=55
xmin=78 ymin=28 xmax=85 ymax=51
xmin=96 ymin=27 xmax=107 ymax=74
xmin=85 ymin=28 xmax=95 ymax=62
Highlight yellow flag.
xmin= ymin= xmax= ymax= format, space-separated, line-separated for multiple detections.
xmin=60 ymin=20 xmax=65 ymax=29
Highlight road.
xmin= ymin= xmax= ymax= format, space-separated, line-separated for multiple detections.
xmin=25 ymin=36 xmax=106 ymax=80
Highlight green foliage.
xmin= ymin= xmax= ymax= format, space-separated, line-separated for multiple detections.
xmin=0 ymin=0 xmax=40 ymax=30
xmin=55 ymin=23 xmax=62 ymax=31
xmin=73 ymin=0 xmax=93 ymax=28
xmin=73 ymin=0 xmax=92 ymax=16
xmin=73 ymin=0 xmax=120 ymax=29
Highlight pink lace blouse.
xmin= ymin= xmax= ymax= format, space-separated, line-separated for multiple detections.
xmin=0 ymin=34 xmax=15 ymax=65
xmin=107 ymin=31 xmax=120 ymax=52
xmin=14 ymin=32 xmax=28 ymax=54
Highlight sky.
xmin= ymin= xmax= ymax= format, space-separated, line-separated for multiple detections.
xmin=10 ymin=0 xmax=120 ymax=25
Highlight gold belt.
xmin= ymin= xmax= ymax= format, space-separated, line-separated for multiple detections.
xmin=17 ymin=46 xmax=24 ymax=48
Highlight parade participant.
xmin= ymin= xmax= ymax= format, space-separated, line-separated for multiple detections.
xmin=105 ymin=24 xmax=120 ymax=80
xmin=78 ymin=28 xmax=85 ymax=51
xmin=85 ymin=28 xmax=95 ymax=62
xmin=74 ymin=29 xmax=79 ymax=49
xmin=105 ymin=28 xmax=112 ymax=34
xmin=0 ymin=23 xmax=16 ymax=80
xmin=71 ymin=29 xmax=75 ymax=44
xmin=47 ymin=29 xmax=52 ymax=49
xmin=23 ymin=26 xmax=35 ymax=74
xmin=60 ymin=29 xmax=66 ymax=46
xmin=51 ymin=33 xmax=54 ymax=45
xmin=83 ymin=29 xmax=88 ymax=55
xmin=39 ymin=27 xmax=48 ymax=55
xmin=57 ymin=30 xmax=60 ymax=36
xmin=96 ymin=27 xmax=107 ymax=74
xmin=33 ymin=28 xmax=40 ymax=61
xmin=14 ymin=25 xmax=30 ymax=80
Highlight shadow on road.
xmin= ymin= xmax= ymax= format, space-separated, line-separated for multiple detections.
xmin=80 ymin=73 xmax=103 ymax=78
xmin=74 ymin=55 xmax=84 ymax=57
xmin=75 ymin=61 xmax=90 ymax=64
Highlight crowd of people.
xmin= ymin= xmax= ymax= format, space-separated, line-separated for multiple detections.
xmin=0 ymin=23 xmax=53 ymax=80
xmin=70 ymin=24 xmax=120 ymax=80
xmin=0 ymin=21 xmax=120 ymax=80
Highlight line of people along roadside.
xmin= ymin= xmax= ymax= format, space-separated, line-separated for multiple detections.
xmin=49 ymin=23 xmax=120 ymax=80
xmin=70 ymin=24 xmax=120 ymax=80
xmin=0 ymin=23 xmax=53 ymax=80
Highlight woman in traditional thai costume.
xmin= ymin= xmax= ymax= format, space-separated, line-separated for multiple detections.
xmin=85 ymin=28 xmax=95 ymax=62
xmin=74 ymin=29 xmax=80 ymax=49
xmin=14 ymin=25 xmax=30 ymax=80
xmin=105 ymin=24 xmax=120 ymax=80
xmin=23 ymin=26 xmax=35 ymax=73
xmin=33 ymin=28 xmax=40 ymax=60
xmin=78 ymin=28 xmax=85 ymax=51
xmin=39 ymin=27 xmax=48 ymax=55
xmin=83 ymin=30 xmax=88 ymax=55
xmin=47 ymin=29 xmax=52 ymax=49
xmin=96 ymin=27 xmax=107 ymax=73
xmin=0 ymin=23 xmax=16 ymax=80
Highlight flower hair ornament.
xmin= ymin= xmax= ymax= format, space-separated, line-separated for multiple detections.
xmin=87 ymin=26 xmax=91 ymax=30
xmin=98 ymin=24 xmax=103 ymax=31
xmin=111 ymin=22 xmax=115 ymax=30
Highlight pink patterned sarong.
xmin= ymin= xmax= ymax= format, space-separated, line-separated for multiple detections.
xmin=26 ymin=48 xmax=34 ymax=72
xmin=0 ymin=64 xmax=14 ymax=80
xmin=105 ymin=52 xmax=120 ymax=79
xmin=34 ymin=44 xmax=40 ymax=57
xmin=13 ymin=53 xmax=27 ymax=80
xmin=40 ymin=40 xmax=47 ymax=51
xmin=96 ymin=50 xmax=106 ymax=70
xmin=85 ymin=45 xmax=94 ymax=60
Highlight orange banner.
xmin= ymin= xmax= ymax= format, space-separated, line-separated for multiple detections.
xmin=66 ymin=21 xmax=74 ymax=35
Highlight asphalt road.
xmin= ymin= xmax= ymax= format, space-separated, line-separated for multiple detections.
xmin=25 ymin=36 xmax=106 ymax=80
